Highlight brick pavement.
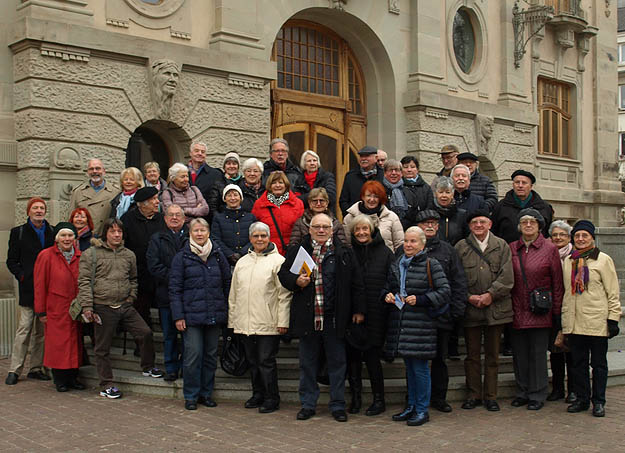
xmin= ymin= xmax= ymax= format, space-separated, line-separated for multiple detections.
xmin=1 ymin=357 xmax=624 ymax=452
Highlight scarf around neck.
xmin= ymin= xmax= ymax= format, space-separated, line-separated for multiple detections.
xmin=360 ymin=166 xmax=377 ymax=179
xmin=267 ymin=191 xmax=289 ymax=207
xmin=190 ymin=238 xmax=212 ymax=262
xmin=399 ymin=252 xmax=423 ymax=297
xmin=116 ymin=191 xmax=136 ymax=219
xmin=558 ymin=243 xmax=573 ymax=262
xmin=312 ymin=237 xmax=332 ymax=331
xmin=570 ymin=246 xmax=599 ymax=294
xmin=513 ymin=191 xmax=533 ymax=209
xmin=58 ymin=244 xmax=75 ymax=264
xmin=358 ymin=201 xmax=383 ymax=216
xmin=304 ymin=170 xmax=318 ymax=189
xmin=383 ymin=178 xmax=409 ymax=216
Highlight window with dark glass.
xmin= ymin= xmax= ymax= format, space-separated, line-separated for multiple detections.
xmin=140 ymin=0 xmax=163 ymax=4
xmin=620 ymin=132 xmax=625 ymax=159
xmin=538 ymin=78 xmax=572 ymax=158
xmin=452 ymin=9 xmax=475 ymax=74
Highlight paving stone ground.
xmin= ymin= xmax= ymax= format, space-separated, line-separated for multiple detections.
xmin=1 ymin=357 xmax=624 ymax=452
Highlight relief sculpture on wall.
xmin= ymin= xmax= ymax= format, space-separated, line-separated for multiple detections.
xmin=475 ymin=114 xmax=494 ymax=155
xmin=150 ymin=59 xmax=180 ymax=120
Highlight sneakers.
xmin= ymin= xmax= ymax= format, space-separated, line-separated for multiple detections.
xmin=100 ymin=387 xmax=122 ymax=399
xmin=142 ymin=368 xmax=164 ymax=378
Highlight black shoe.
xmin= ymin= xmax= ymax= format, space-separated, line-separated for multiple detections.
xmin=592 ymin=403 xmax=605 ymax=417
xmin=546 ymin=390 xmax=565 ymax=401
xmin=567 ymin=401 xmax=590 ymax=413
xmin=259 ymin=402 xmax=279 ymax=414
xmin=296 ymin=408 xmax=316 ymax=420
xmin=461 ymin=399 xmax=481 ymax=410
xmin=332 ymin=410 xmax=348 ymax=422
xmin=27 ymin=370 xmax=51 ymax=381
xmin=69 ymin=380 xmax=86 ymax=390
xmin=527 ymin=400 xmax=544 ymax=411
xmin=431 ymin=399 xmax=452 ymax=413
xmin=392 ymin=405 xmax=416 ymax=421
xmin=406 ymin=411 xmax=429 ymax=426
xmin=365 ymin=397 xmax=386 ymax=416
xmin=484 ymin=400 xmax=500 ymax=412
xmin=197 ymin=396 xmax=217 ymax=407
xmin=245 ymin=395 xmax=264 ymax=409
xmin=502 ymin=347 xmax=513 ymax=357
xmin=348 ymin=392 xmax=361 ymax=414
xmin=133 ymin=347 xmax=141 ymax=357
xmin=185 ymin=400 xmax=197 ymax=411
xmin=163 ymin=373 xmax=178 ymax=382
xmin=5 ymin=372 xmax=18 ymax=385
xmin=56 ymin=384 xmax=69 ymax=392
xmin=566 ymin=392 xmax=578 ymax=404
xmin=511 ymin=397 xmax=530 ymax=407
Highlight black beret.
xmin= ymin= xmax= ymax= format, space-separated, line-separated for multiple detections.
xmin=357 ymin=145 xmax=378 ymax=155
xmin=54 ymin=222 xmax=77 ymax=237
xmin=466 ymin=208 xmax=491 ymax=224
xmin=414 ymin=209 xmax=441 ymax=223
xmin=457 ymin=152 xmax=478 ymax=162
xmin=511 ymin=169 xmax=536 ymax=184
xmin=134 ymin=186 xmax=159 ymax=202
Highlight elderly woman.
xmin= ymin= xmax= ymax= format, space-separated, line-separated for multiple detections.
xmin=69 ymin=207 xmax=94 ymax=251
xmin=169 ymin=218 xmax=231 ymax=411
xmin=290 ymin=188 xmax=347 ymax=247
xmin=33 ymin=223 xmax=84 ymax=392
xmin=300 ymin=150 xmax=337 ymax=211
xmin=346 ymin=215 xmax=394 ymax=416
xmin=239 ymin=158 xmax=266 ymax=212
xmin=228 ymin=222 xmax=292 ymax=413
xmin=547 ymin=220 xmax=575 ymax=403
xmin=143 ymin=161 xmax=168 ymax=193
xmin=384 ymin=226 xmax=450 ymax=426
xmin=162 ymin=163 xmax=209 ymax=224
xmin=208 ymin=152 xmax=243 ymax=214
xmin=343 ymin=180 xmax=404 ymax=252
xmin=252 ymin=170 xmax=304 ymax=256
xmin=562 ymin=220 xmax=621 ymax=417
xmin=432 ymin=176 xmax=469 ymax=246
xmin=509 ymin=209 xmax=563 ymax=411
xmin=110 ymin=167 xmax=144 ymax=219
xmin=211 ymin=184 xmax=257 ymax=266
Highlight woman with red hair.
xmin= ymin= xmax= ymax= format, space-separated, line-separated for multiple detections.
xmin=69 ymin=208 xmax=95 ymax=251
xmin=343 ymin=180 xmax=404 ymax=252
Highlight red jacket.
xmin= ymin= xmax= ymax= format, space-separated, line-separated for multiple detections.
xmin=510 ymin=235 xmax=563 ymax=329
xmin=34 ymin=245 xmax=83 ymax=369
xmin=252 ymin=191 xmax=304 ymax=256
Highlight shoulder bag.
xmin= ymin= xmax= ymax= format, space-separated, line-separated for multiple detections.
xmin=267 ymin=206 xmax=287 ymax=251
xmin=518 ymin=250 xmax=552 ymax=315
xmin=425 ymin=258 xmax=449 ymax=318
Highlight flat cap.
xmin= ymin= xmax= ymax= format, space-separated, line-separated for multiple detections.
xmin=358 ymin=145 xmax=378 ymax=155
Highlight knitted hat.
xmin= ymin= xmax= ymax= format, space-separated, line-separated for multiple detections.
xmin=571 ymin=219 xmax=595 ymax=239
xmin=466 ymin=208 xmax=491 ymax=224
xmin=222 ymin=184 xmax=243 ymax=201
xmin=223 ymin=152 xmax=241 ymax=168
xmin=54 ymin=222 xmax=77 ymax=241
xmin=134 ymin=186 xmax=158 ymax=202
xmin=511 ymin=169 xmax=536 ymax=184
xmin=26 ymin=197 xmax=47 ymax=214
xmin=414 ymin=209 xmax=441 ymax=224
xmin=517 ymin=208 xmax=545 ymax=229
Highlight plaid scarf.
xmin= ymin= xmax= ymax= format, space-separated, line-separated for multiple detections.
xmin=570 ymin=246 xmax=598 ymax=294
xmin=312 ymin=237 xmax=332 ymax=331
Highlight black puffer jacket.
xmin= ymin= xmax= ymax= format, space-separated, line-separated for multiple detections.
xmin=210 ymin=208 xmax=256 ymax=259
xmin=384 ymin=252 xmax=450 ymax=359
xmin=469 ymin=170 xmax=498 ymax=212
xmin=304 ymin=167 xmax=337 ymax=212
xmin=339 ymin=166 xmax=385 ymax=216
xmin=491 ymin=190 xmax=553 ymax=243
xmin=351 ymin=229 xmax=395 ymax=348
xmin=238 ymin=179 xmax=265 ymax=213
xmin=424 ymin=236 xmax=467 ymax=330
xmin=434 ymin=201 xmax=469 ymax=246
xmin=190 ymin=163 xmax=223 ymax=222
xmin=262 ymin=158 xmax=309 ymax=201
xmin=454 ymin=189 xmax=486 ymax=215
xmin=146 ymin=227 xmax=189 ymax=308
xmin=401 ymin=177 xmax=435 ymax=229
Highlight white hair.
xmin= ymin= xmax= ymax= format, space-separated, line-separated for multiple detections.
xmin=168 ymin=162 xmax=189 ymax=182
xmin=451 ymin=164 xmax=471 ymax=177
xmin=549 ymin=220 xmax=572 ymax=236
xmin=249 ymin=221 xmax=270 ymax=237
xmin=242 ymin=158 xmax=264 ymax=173
xmin=300 ymin=150 xmax=322 ymax=169
xmin=405 ymin=226 xmax=426 ymax=245
xmin=190 ymin=142 xmax=207 ymax=152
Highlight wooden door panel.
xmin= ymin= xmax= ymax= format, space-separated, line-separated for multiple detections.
xmin=280 ymin=102 xmax=344 ymax=133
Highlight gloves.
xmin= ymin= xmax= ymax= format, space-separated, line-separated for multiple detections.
xmin=607 ymin=320 xmax=620 ymax=339
xmin=552 ymin=314 xmax=562 ymax=332
xmin=228 ymin=253 xmax=241 ymax=266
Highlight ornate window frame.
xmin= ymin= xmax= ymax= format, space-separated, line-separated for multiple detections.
xmin=124 ymin=0 xmax=185 ymax=18
xmin=446 ymin=1 xmax=488 ymax=85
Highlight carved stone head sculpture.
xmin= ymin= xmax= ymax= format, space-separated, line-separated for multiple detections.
xmin=150 ymin=59 xmax=180 ymax=120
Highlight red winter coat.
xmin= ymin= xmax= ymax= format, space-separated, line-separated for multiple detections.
xmin=510 ymin=235 xmax=563 ymax=329
xmin=252 ymin=191 xmax=304 ymax=256
xmin=34 ymin=245 xmax=83 ymax=369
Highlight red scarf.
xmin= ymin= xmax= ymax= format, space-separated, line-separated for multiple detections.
xmin=304 ymin=170 xmax=318 ymax=189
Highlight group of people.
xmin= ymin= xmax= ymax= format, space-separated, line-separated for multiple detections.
xmin=4 ymin=139 xmax=621 ymax=426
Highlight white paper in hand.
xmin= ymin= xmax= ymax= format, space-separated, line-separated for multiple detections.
xmin=289 ymin=246 xmax=316 ymax=276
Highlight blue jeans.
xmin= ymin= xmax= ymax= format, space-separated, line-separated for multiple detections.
xmin=159 ymin=307 xmax=183 ymax=375
xmin=182 ymin=324 xmax=220 ymax=402
xmin=298 ymin=318 xmax=346 ymax=412
xmin=404 ymin=357 xmax=431 ymax=413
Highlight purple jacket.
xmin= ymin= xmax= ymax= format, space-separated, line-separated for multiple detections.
xmin=510 ymin=235 xmax=563 ymax=329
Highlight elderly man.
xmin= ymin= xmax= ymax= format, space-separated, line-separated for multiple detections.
xmin=339 ymin=145 xmax=384 ymax=216
xmin=377 ymin=150 xmax=388 ymax=167
xmin=262 ymin=138 xmax=308 ymax=198
xmin=457 ymin=153 xmax=498 ymax=211
xmin=5 ymin=198 xmax=55 ymax=385
xmin=279 ymin=213 xmax=365 ymax=422
xmin=69 ymin=158 xmax=120 ymax=236
xmin=437 ymin=145 xmax=459 ymax=177
xmin=455 ymin=209 xmax=514 ymax=412
xmin=415 ymin=210 xmax=467 ymax=413
xmin=188 ymin=141 xmax=222 ymax=220
xmin=491 ymin=170 xmax=553 ymax=244
xmin=451 ymin=164 xmax=486 ymax=214
xmin=121 ymin=187 xmax=166 ymax=330
xmin=146 ymin=204 xmax=188 ymax=381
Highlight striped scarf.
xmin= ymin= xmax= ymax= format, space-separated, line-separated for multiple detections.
xmin=312 ymin=237 xmax=332 ymax=331
xmin=570 ymin=246 xmax=596 ymax=294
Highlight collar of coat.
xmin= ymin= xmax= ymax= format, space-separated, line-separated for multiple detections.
xmin=91 ymin=237 xmax=126 ymax=251
xmin=512 ymin=233 xmax=547 ymax=251
xmin=248 ymin=241 xmax=277 ymax=257
xmin=467 ymin=231 xmax=503 ymax=252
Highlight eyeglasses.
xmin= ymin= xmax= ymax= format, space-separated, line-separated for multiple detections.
xmin=419 ymin=221 xmax=438 ymax=226
xmin=310 ymin=225 xmax=332 ymax=230
xmin=166 ymin=213 xmax=184 ymax=218
xmin=551 ymin=233 xmax=569 ymax=238
xmin=310 ymin=199 xmax=328 ymax=204
xmin=520 ymin=219 xmax=538 ymax=225
xmin=470 ymin=219 xmax=489 ymax=225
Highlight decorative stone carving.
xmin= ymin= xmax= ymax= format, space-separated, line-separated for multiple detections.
xmin=40 ymin=43 xmax=90 ymax=63
xmin=107 ymin=0 xmax=191 ymax=40
xmin=106 ymin=18 xmax=129 ymax=28
xmin=330 ymin=0 xmax=346 ymax=11
xmin=227 ymin=74 xmax=264 ymax=90
xmin=53 ymin=147 xmax=82 ymax=171
xmin=388 ymin=0 xmax=400 ymax=15
xmin=425 ymin=108 xmax=448 ymax=120
xmin=475 ymin=115 xmax=494 ymax=155
xmin=150 ymin=59 xmax=180 ymax=120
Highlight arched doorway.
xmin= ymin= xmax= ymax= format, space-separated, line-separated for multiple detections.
xmin=271 ymin=20 xmax=366 ymax=200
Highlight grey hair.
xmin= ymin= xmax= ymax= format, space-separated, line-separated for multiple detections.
xmin=405 ymin=226 xmax=426 ymax=246
xmin=242 ymin=157 xmax=264 ymax=173
xmin=165 ymin=204 xmax=184 ymax=216
xmin=300 ymin=150 xmax=321 ymax=169
xmin=383 ymin=159 xmax=401 ymax=172
xmin=549 ymin=220 xmax=572 ymax=236
xmin=517 ymin=215 xmax=539 ymax=232
xmin=190 ymin=142 xmax=207 ymax=152
xmin=310 ymin=213 xmax=332 ymax=226
xmin=269 ymin=138 xmax=289 ymax=154
xmin=143 ymin=161 xmax=160 ymax=173
xmin=432 ymin=176 xmax=454 ymax=192
xmin=451 ymin=164 xmax=471 ymax=177
xmin=189 ymin=217 xmax=210 ymax=231
xmin=348 ymin=214 xmax=375 ymax=234
xmin=168 ymin=163 xmax=189 ymax=182
xmin=249 ymin=221 xmax=270 ymax=237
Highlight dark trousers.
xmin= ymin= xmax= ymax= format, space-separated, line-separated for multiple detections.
xmin=347 ymin=345 xmax=385 ymax=396
xmin=134 ymin=289 xmax=153 ymax=328
xmin=431 ymin=329 xmax=450 ymax=402
xmin=51 ymin=368 xmax=78 ymax=386
xmin=464 ymin=324 xmax=504 ymax=400
xmin=94 ymin=304 xmax=155 ymax=388
xmin=298 ymin=319 xmax=346 ymax=412
xmin=568 ymin=334 xmax=608 ymax=405
xmin=182 ymin=324 xmax=220 ymax=402
xmin=510 ymin=328 xmax=550 ymax=402
xmin=447 ymin=319 xmax=461 ymax=355
xmin=159 ymin=307 xmax=183 ymax=375
xmin=550 ymin=350 xmax=572 ymax=393
xmin=242 ymin=335 xmax=280 ymax=405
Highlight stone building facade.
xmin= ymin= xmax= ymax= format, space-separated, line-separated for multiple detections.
xmin=0 ymin=0 xmax=622 ymax=294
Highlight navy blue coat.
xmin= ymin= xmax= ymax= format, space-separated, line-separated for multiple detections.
xmin=146 ymin=227 xmax=189 ymax=308
xmin=454 ymin=189 xmax=486 ymax=215
xmin=168 ymin=241 xmax=231 ymax=326
xmin=210 ymin=208 xmax=256 ymax=258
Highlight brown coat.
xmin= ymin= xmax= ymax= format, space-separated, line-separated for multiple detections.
xmin=69 ymin=180 xmax=120 ymax=236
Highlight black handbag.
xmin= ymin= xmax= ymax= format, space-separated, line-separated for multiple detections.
xmin=518 ymin=251 xmax=552 ymax=315
xmin=220 ymin=328 xmax=250 ymax=376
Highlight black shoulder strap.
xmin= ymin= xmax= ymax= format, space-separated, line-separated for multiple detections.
xmin=426 ymin=258 xmax=433 ymax=288
xmin=466 ymin=239 xmax=491 ymax=266
xmin=267 ymin=206 xmax=286 ymax=250
xmin=518 ymin=248 xmax=529 ymax=290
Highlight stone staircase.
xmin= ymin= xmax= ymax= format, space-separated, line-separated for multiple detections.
xmin=78 ymin=309 xmax=625 ymax=403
